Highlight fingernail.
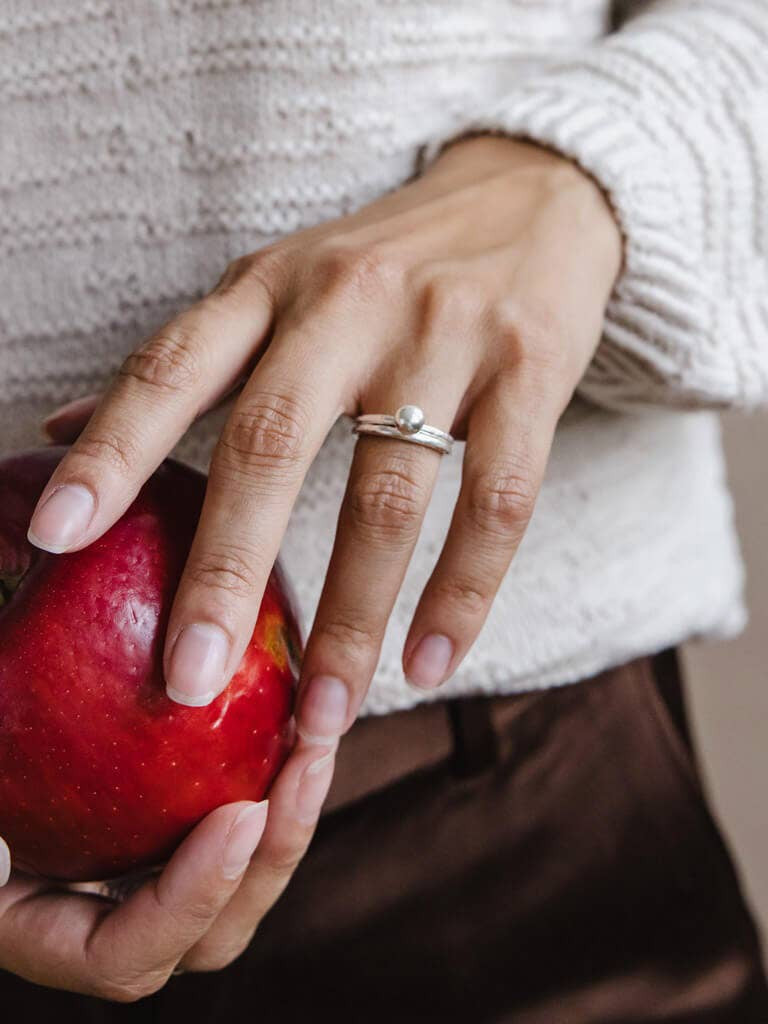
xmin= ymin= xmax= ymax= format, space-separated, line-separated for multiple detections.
xmin=27 ymin=483 xmax=95 ymax=553
xmin=222 ymin=802 xmax=269 ymax=879
xmin=0 ymin=838 xmax=10 ymax=886
xmin=296 ymin=752 xmax=335 ymax=824
xmin=406 ymin=633 xmax=454 ymax=690
xmin=298 ymin=675 xmax=349 ymax=743
xmin=166 ymin=622 xmax=230 ymax=707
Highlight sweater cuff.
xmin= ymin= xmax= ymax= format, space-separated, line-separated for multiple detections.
xmin=413 ymin=77 xmax=722 ymax=411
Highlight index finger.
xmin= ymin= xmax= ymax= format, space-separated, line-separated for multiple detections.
xmin=161 ymin=312 xmax=355 ymax=707
xmin=26 ymin=283 xmax=274 ymax=556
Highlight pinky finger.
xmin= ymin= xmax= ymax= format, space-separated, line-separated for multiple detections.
xmin=403 ymin=371 xmax=560 ymax=690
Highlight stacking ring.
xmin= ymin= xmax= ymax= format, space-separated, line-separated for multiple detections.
xmin=353 ymin=405 xmax=454 ymax=455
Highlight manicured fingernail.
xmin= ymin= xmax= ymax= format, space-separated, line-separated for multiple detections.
xmin=166 ymin=622 xmax=230 ymax=707
xmin=27 ymin=483 xmax=95 ymax=553
xmin=296 ymin=752 xmax=335 ymax=824
xmin=222 ymin=802 xmax=268 ymax=879
xmin=0 ymin=838 xmax=10 ymax=886
xmin=298 ymin=675 xmax=349 ymax=743
xmin=406 ymin=633 xmax=454 ymax=690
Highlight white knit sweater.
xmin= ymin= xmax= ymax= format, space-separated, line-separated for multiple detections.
xmin=1 ymin=1 xmax=766 ymax=715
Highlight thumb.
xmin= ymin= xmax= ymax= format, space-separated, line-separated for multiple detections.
xmin=86 ymin=800 xmax=269 ymax=990
xmin=41 ymin=393 xmax=102 ymax=443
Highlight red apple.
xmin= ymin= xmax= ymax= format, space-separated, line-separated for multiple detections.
xmin=0 ymin=447 xmax=301 ymax=882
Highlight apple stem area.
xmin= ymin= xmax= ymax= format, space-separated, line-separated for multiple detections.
xmin=0 ymin=572 xmax=24 ymax=607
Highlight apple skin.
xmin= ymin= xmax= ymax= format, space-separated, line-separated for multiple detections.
xmin=0 ymin=447 xmax=301 ymax=883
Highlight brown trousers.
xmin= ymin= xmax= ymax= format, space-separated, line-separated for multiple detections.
xmin=3 ymin=649 xmax=768 ymax=1022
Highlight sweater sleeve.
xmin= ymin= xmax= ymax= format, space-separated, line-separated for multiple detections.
xmin=414 ymin=0 xmax=768 ymax=412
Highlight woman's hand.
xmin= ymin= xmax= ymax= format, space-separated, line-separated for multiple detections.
xmin=0 ymin=731 xmax=336 ymax=1000
xmin=31 ymin=136 xmax=622 ymax=725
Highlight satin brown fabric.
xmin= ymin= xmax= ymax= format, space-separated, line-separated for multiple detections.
xmin=3 ymin=649 xmax=767 ymax=1022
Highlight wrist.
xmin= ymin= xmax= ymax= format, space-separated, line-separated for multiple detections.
xmin=424 ymin=132 xmax=624 ymax=287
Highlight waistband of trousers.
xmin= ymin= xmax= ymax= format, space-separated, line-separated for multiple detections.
xmin=323 ymin=651 xmax=677 ymax=816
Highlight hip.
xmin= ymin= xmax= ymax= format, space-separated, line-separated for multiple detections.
xmin=7 ymin=648 xmax=765 ymax=1022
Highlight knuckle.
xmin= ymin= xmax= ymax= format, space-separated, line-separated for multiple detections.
xmin=349 ymin=464 xmax=426 ymax=540
xmin=268 ymin=843 xmax=307 ymax=876
xmin=311 ymin=240 xmax=402 ymax=304
xmin=74 ymin=427 xmax=140 ymax=477
xmin=220 ymin=255 xmax=250 ymax=282
xmin=245 ymin=246 xmax=289 ymax=285
xmin=432 ymin=575 xmax=490 ymax=617
xmin=184 ymin=937 xmax=253 ymax=974
xmin=214 ymin=256 xmax=251 ymax=295
xmin=265 ymin=838 xmax=312 ymax=877
xmin=417 ymin=271 xmax=487 ymax=337
xmin=119 ymin=327 xmax=202 ymax=395
xmin=522 ymin=301 xmax=569 ymax=354
xmin=467 ymin=462 xmax=538 ymax=538
xmin=152 ymin=875 xmax=221 ymax=929
xmin=186 ymin=544 xmax=262 ymax=600
xmin=489 ymin=305 xmax=526 ymax=363
xmin=319 ymin=615 xmax=380 ymax=665
xmin=216 ymin=247 xmax=286 ymax=301
xmin=172 ymin=896 xmax=220 ymax=928
xmin=216 ymin=392 xmax=307 ymax=475
xmin=492 ymin=299 xmax=568 ymax=371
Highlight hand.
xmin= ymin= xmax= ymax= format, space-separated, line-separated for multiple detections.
xmin=0 ymin=731 xmax=336 ymax=1000
xmin=32 ymin=136 xmax=622 ymax=729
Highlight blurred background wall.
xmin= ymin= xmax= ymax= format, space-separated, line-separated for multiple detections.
xmin=683 ymin=411 xmax=768 ymax=954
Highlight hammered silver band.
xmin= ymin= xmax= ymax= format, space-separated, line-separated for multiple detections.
xmin=353 ymin=405 xmax=454 ymax=455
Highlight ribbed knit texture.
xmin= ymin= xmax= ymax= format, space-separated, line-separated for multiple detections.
xmin=1 ymin=1 xmax=764 ymax=715
xmin=419 ymin=0 xmax=768 ymax=410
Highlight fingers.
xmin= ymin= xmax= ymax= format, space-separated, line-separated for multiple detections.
xmin=404 ymin=368 xmax=560 ymax=689
xmin=26 ymin=282 xmax=275 ymax=556
xmin=162 ymin=318 xmax=354 ymax=707
xmin=180 ymin=737 xmax=336 ymax=972
xmin=85 ymin=800 xmax=269 ymax=1000
xmin=0 ymin=746 xmax=332 ymax=993
xmin=0 ymin=801 xmax=267 ymax=1000
xmin=42 ymin=378 xmax=249 ymax=445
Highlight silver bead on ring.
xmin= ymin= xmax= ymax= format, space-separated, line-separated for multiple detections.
xmin=394 ymin=404 xmax=425 ymax=435
xmin=353 ymin=405 xmax=454 ymax=455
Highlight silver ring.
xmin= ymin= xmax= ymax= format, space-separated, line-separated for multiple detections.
xmin=353 ymin=405 xmax=454 ymax=455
